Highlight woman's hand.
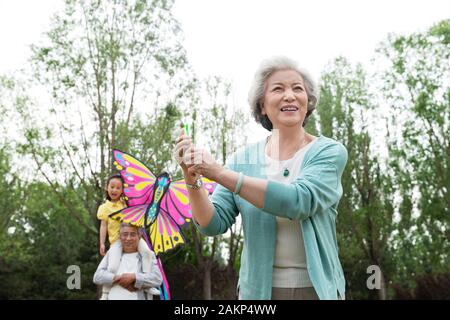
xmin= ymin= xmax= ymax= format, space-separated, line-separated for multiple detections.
xmin=173 ymin=129 xmax=224 ymax=181
xmin=185 ymin=147 xmax=224 ymax=181
xmin=173 ymin=130 xmax=218 ymax=228
xmin=173 ymin=130 xmax=200 ymax=183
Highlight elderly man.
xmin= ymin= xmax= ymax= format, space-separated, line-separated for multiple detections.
xmin=93 ymin=223 xmax=162 ymax=300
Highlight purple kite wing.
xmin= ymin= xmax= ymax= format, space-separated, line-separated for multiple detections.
xmin=161 ymin=178 xmax=218 ymax=226
xmin=113 ymin=150 xmax=156 ymax=206
xmin=163 ymin=180 xmax=192 ymax=226
xmin=201 ymin=177 xmax=218 ymax=195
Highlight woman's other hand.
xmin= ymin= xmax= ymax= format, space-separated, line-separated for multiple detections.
xmin=185 ymin=147 xmax=224 ymax=181
xmin=174 ymin=129 xmax=200 ymax=183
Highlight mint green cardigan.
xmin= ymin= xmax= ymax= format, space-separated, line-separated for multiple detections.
xmin=197 ymin=135 xmax=348 ymax=300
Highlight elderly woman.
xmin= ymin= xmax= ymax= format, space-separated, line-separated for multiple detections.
xmin=174 ymin=56 xmax=347 ymax=300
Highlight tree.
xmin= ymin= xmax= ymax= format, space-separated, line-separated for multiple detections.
xmin=0 ymin=182 xmax=99 ymax=299
xmin=2 ymin=0 xmax=196 ymax=299
xmin=375 ymin=19 xmax=450 ymax=293
xmin=0 ymin=146 xmax=24 ymax=299
xmin=0 ymin=76 xmax=21 ymax=232
xmin=178 ymin=76 xmax=247 ymax=300
xmin=15 ymin=0 xmax=193 ymax=235
xmin=316 ymin=57 xmax=396 ymax=299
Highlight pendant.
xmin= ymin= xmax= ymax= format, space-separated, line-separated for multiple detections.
xmin=283 ymin=168 xmax=289 ymax=177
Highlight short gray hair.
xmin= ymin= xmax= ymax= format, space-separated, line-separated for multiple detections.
xmin=120 ymin=223 xmax=140 ymax=233
xmin=248 ymin=56 xmax=319 ymax=131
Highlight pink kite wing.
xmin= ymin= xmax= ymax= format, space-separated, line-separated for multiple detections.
xmin=113 ymin=150 xmax=156 ymax=206
xmin=140 ymin=231 xmax=171 ymax=300
xmin=155 ymin=256 xmax=171 ymax=300
xmin=162 ymin=180 xmax=192 ymax=226
xmin=149 ymin=206 xmax=186 ymax=256
xmin=108 ymin=204 xmax=149 ymax=229
xmin=161 ymin=178 xmax=218 ymax=227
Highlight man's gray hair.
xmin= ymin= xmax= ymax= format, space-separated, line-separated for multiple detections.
xmin=248 ymin=56 xmax=319 ymax=131
xmin=120 ymin=222 xmax=140 ymax=232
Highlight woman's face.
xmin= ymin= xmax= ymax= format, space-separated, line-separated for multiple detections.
xmin=107 ymin=178 xmax=123 ymax=201
xmin=261 ymin=69 xmax=308 ymax=130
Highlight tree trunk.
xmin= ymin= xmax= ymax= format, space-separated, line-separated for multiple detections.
xmin=203 ymin=265 xmax=212 ymax=300
xmin=378 ymin=268 xmax=387 ymax=300
xmin=225 ymin=264 xmax=238 ymax=299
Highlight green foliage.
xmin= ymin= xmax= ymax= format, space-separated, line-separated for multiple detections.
xmin=312 ymin=20 xmax=449 ymax=299
xmin=115 ymin=102 xmax=182 ymax=175
xmin=376 ymin=19 xmax=450 ymax=292
xmin=12 ymin=0 xmax=195 ymax=236
xmin=0 ymin=148 xmax=20 ymax=232
xmin=316 ymin=56 xmax=395 ymax=299
xmin=1 ymin=0 xmax=195 ymax=299
xmin=429 ymin=19 xmax=450 ymax=44
xmin=0 ymin=159 xmax=98 ymax=299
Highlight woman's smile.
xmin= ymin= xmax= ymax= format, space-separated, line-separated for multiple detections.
xmin=280 ymin=105 xmax=300 ymax=115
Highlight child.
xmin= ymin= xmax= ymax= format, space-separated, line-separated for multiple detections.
xmin=97 ymin=174 xmax=160 ymax=300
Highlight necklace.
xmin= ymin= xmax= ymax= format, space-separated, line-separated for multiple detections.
xmin=282 ymin=157 xmax=295 ymax=177
xmin=266 ymin=134 xmax=311 ymax=178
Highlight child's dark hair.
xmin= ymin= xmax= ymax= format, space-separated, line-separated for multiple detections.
xmin=105 ymin=174 xmax=125 ymax=201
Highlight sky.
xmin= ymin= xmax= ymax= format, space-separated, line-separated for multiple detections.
xmin=0 ymin=0 xmax=449 ymax=141
xmin=173 ymin=0 xmax=449 ymax=96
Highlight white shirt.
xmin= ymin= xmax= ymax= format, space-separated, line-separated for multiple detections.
xmin=108 ymin=252 xmax=140 ymax=300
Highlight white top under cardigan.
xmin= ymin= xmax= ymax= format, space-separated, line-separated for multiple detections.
xmin=265 ymin=138 xmax=317 ymax=288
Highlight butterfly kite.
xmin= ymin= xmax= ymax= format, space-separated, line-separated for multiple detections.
xmin=109 ymin=149 xmax=217 ymax=299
